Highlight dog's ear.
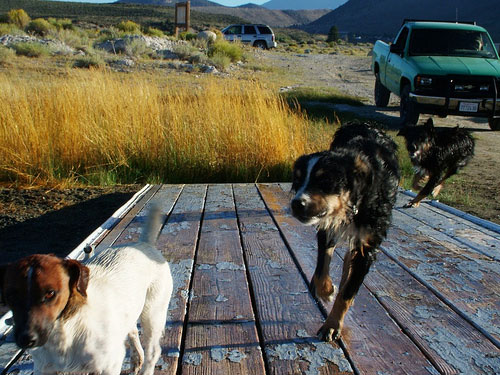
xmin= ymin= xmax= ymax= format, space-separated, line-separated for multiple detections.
xmin=63 ymin=259 xmax=90 ymax=297
xmin=424 ymin=118 xmax=436 ymax=136
xmin=353 ymin=155 xmax=372 ymax=188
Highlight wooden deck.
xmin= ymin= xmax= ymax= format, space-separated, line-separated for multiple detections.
xmin=1 ymin=183 xmax=499 ymax=375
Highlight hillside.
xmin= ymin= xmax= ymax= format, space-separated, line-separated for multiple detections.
xmin=302 ymin=0 xmax=500 ymax=40
xmin=0 ymin=0 xmax=244 ymax=31
xmin=191 ymin=6 xmax=330 ymax=27
xmin=116 ymin=0 xmax=331 ymax=27
xmin=263 ymin=0 xmax=347 ymax=11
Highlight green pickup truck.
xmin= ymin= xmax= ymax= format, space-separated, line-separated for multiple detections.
xmin=371 ymin=20 xmax=500 ymax=130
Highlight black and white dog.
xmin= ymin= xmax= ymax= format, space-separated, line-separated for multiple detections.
xmin=291 ymin=121 xmax=400 ymax=341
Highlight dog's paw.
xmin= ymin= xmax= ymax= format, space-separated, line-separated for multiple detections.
xmin=311 ymin=275 xmax=336 ymax=302
xmin=317 ymin=324 xmax=341 ymax=342
xmin=403 ymin=201 xmax=420 ymax=208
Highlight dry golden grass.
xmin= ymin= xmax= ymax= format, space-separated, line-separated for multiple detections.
xmin=0 ymin=69 xmax=330 ymax=185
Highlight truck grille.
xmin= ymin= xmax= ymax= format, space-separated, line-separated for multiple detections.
xmin=430 ymin=75 xmax=499 ymax=99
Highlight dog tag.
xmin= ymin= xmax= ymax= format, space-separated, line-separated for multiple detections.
xmin=459 ymin=102 xmax=479 ymax=112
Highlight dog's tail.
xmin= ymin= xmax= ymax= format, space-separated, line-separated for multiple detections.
xmin=140 ymin=204 xmax=163 ymax=245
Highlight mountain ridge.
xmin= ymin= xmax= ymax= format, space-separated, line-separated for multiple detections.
xmin=191 ymin=6 xmax=330 ymax=27
xmin=262 ymin=0 xmax=347 ymax=10
xmin=302 ymin=0 xmax=500 ymax=40
xmin=115 ymin=0 xmax=330 ymax=27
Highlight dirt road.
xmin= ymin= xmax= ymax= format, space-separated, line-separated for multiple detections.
xmin=258 ymin=50 xmax=500 ymax=224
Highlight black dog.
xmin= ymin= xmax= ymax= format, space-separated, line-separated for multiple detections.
xmin=398 ymin=118 xmax=475 ymax=208
xmin=291 ymin=121 xmax=400 ymax=341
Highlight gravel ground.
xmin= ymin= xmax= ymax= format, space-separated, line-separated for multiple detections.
xmin=258 ymin=50 xmax=500 ymax=223
xmin=0 ymin=186 xmax=140 ymax=263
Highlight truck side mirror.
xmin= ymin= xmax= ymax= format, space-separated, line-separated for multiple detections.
xmin=390 ymin=44 xmax=401 ymax=54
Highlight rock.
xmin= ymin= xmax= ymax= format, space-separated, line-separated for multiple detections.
xmin=157 ymin=49 xmax=178 ymax=60
xmin=0 ymin=34 xmax=74 ymax=55
xmin=94 ymin=35 xmax=184 ymax=55
xmin=112 ymin=58 xmax=135 ymax=67
xmin=200 ymin=64 xmax=218 ymax=74
xmin=197 ymin=30 xmax=216 ymax=42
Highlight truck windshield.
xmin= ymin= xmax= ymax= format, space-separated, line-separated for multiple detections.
xmin=409 ymin=29 xmax=497 ymax=58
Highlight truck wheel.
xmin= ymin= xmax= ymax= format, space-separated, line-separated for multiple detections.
xmin=400 ymin=84 xmax=419 ymax=125
xmin=374 ymin=73 xmax=390 ymax=107
xmin=489 ymin=118 xmax=500 ymax=131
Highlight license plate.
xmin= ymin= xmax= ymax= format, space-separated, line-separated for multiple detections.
xmin=459 ymin=102 xmax=479 ymax=112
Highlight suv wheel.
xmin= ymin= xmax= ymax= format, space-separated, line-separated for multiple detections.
xmin=400 ymin=84 xmax=419 ymax=125
xmin=489 ymin=118 xmax=500 ymax=131
xmin=254 ymin=40 xmax=267 ymax=49
xmin=374 ymin=73 xmax=390 ymax=107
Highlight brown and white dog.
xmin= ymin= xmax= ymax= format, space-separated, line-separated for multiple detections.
xmin=0 ymin=206 xmax=173 ymax=375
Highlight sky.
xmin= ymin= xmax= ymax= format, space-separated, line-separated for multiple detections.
xmin=51 ymin=0 xmax=268 ymax=5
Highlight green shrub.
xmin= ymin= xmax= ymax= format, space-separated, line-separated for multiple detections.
xmin=97 ymin=27 xmax=122 ymax=43
xmin=0 ymin=23 xmax=24 ymax=36
xmin=7 ymin=9 xmax=30 ymax=29
xmin=0 ymin=45 xmax=16 ymax=65
xmin=125 ymin=38 xmax=154 ymax=58
xmin=26 ymin=18 xmax=54 ymax=36
xmin=208 ymin=39 xmax=242 ymax=63
xmin=47 ymin=18 xmax=74 ymax=31
xmin=74 ymin=52 xmax=106 ymax=69
xmin=143 ymin=26 xmax=164 ymax=37
xmin=208 ymin=51 xmax=230 ymax=70
xmin=178 ymin=31 xmax=196 ymax=41
xmin=188 ymin=51 xmax=208 ymax=65
xmin=173 ymin=43 xmax=199 ymax=60
xmin=48 ymin=28 xmax=89 ymax=50
xmin=116 ymin=20 xmax=141 ymax=34
xmin=211 ymin=29 xmax=223 ymax=40
xmin=12 ymin=42 xmax=50 ymax=57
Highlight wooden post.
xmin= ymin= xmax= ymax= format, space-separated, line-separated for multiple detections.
xmin=175 ymin=1 xmax=190 ymax=38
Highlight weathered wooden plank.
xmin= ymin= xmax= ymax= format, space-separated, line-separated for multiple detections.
xmin=181 ymin=184 xmax=265 ymax=375
xmin=234 ymin=184 xmax=353 ymax=375
xmin=366 ymin=251 xmax=500 ymax=375
xmin=108 ymin=185 xmax=183 ymax=247
xmin=385 ymin=211 xmax=500 ymax=348
xmin=0 ymin=317 xmax=20 ymax=374
xmin=183 ymin=323 xmax=264 ymax=374
xmin=188 ymin=184 xmax=255 ymax=322
xmin=391 ymin=207 xmax=500 ymax=278
xmin=155 ymin=184 xmax=207 ymax=374
xmin=399 ymin=190 xmax=500 ymax=232
xmin=0 ymin=349 xmax=32 ymax=375
xmin=395 ymin=192 xmax=500 ymax=261
xmin=90 ymin=184 xmax=162 ymax=253
xmin=257 ymin=183 xmax=438 ymax=375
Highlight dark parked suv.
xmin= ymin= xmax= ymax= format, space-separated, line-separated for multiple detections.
xmin=221 ymin=24 xmax=277 ymax=49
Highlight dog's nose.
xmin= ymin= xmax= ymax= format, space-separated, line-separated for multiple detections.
xmin=291 ymin=197 xmax=306 ymax=214
xmin=17 ymin=331 xmax=38 ymax=349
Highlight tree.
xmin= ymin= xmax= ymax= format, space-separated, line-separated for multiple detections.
xmin=327 ymin=25 xmax=339 ymax=43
